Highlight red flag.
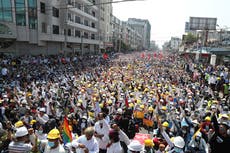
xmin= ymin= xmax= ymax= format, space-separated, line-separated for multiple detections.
xmin=125 ymin=96 xmax=129 ymax=107
xmin=141 ymin=53 xmax=145 ymax=58
xmin=153 ymin=52 xmax=157 ymax=58
xmin=103 ymin=53 xmax=108 ymax=60
xmin=148 ymin=53 xmax=151 ymax=60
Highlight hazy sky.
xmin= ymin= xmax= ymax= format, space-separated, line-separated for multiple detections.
xmin=113 ymin=0 xmax=230 ymax=47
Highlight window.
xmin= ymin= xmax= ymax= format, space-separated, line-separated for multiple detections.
xmin=84 ymin=6 xmax=89 ymax=14
xmin=68 ymin=29 xmax=71 ymax=36
xmin=84 ymin=32 xmax=88 ymax=39
xmin=15 ymin=0 xmax=26 ymax=26
xmin=67 ymin=0 xmax=72 ymax=5
xmin=52 ymin=7 xmax=59 ymax=18
xmin=75 ymin=2 xmax=81 ymax=9
xmin=91 ymin=34 xmax=95 ymax=39
xmin=84 ymin=19 xmax=88 ymax=26
xmin=91 ymin=22 xmax=95 ymax=28
xmin=92 ymin=11 xmax=95 ymax=17
xmin=40 ymin=2 xmax=45 ymax=13
xmin=68 ymin=13 xmax=73 ymax=21
xmin=28 ymin=0 xmax=37 ymax=29
xmin=41 ymin=22 xmax=47 ymax=33
xmin=75 ymin=16 xmax=80 ymax=23
xmin=0 ymin=0 xmax=13 ymax=22
xmin=53 ymin=25 xmax=59 ymax=34
xmin=75 ymin=30 xmax=80 ymax=37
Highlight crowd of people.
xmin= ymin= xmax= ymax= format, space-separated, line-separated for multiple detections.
xmin=0 ymin=52 xmax=229 ymax=153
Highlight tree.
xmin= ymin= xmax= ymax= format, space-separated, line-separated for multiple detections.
xmin=184 ymin=33 xmax=197 ymax=45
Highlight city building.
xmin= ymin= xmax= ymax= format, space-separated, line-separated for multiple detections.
xmin=127 ymin=18 xmax=151 ymax=49
xmin=0 ymin=0 xmax=100 ymax=55
xmin=99 ymin=0 xmax=113 ymax=51
xmin=121 ymin=21 xmax=142 ymax=51
xmin=111 ymin=15 xmax=122 ymax=52
xmin=170 ymin=37 xmax=182 ymax=51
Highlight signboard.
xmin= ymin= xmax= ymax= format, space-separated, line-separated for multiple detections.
xmin=189 ymin=17 xmax=217 ymax=30
xmin=104 ymin=42 xmax=113 ymax=47
xmin=133 ymin=133 xmax=151 ymax=145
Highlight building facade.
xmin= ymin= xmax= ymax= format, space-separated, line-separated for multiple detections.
xmin=0 ymin=0 xmax=100 ymax=55
xmin=127 ymin=18 xmax=151 ymax=49
xmin=99 ymin=0 xmax=113 ymax=50
xmin=170 ymin=37 xmax=182 ymax=51
xmin=121 ymin=21 xmax=142 ymax=51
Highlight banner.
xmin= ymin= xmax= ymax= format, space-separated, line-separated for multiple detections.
xmin=133 ymin=133 xmax=151 ymax=145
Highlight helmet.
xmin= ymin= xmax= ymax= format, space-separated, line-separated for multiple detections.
xmin=205 ymin=116 xmax=211 ymax=122
xmin=128 ymin=140 xmax=144 ymax=151
xmin=148 ymin=107 xmax=154 ymax=112
xmin=47 ymin=129 xmax=60 ymax=139
xmin=161 ymin=106 xmax=167 ymax=111
xmin=144 ymin=139 xmax=154 ymax=147
xmin=117 ymin=108 xmax=123 ymax=115
xmin=173 ymin=136 xmax=185 ymax=148
xmin=15 ymin=126 xmax=28 ymax=138
xmin=129 ymin=103 xmax=134 ymax=108
xmin=140 ymin=105 xmax=145 ymax=109
xmin=162 ymin=121 xmax=169 ymax=127
xmin=15 ymin=121 xmax=24 ymax=128
xmin=30 ymin=120 xmax=37 ymax=125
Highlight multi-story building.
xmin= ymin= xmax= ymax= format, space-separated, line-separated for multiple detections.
xmin=111 ymin=15 xmax=122 ymax=51
xmin=127 ymin=18 xmax=151 ymax=49
xmin=99 ymin=0 xmax=113 ymax=50
xmin=0 ymin=0 xmax=100 ymax=55
xmin=170 ymin=37 xmax=182 ymax=51
xmin=121 ymin=21 xmax=142 ymax=51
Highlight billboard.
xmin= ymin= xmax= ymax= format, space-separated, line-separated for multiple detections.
xmin=189 ymin=17 xmax=217 ymax=30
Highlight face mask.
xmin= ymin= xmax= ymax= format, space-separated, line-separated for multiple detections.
xmin=163 ymin=127 xmax=167 ymax=131
xmin=38 ymin=130 xmax=43 ymax=135
xmin=48 ymin=141 xmax=55 ymax=148
xmin=174 ymin=147 xmax=183 ymax=153
xmin=98 ymin=120 xmax=104 ymax=124
xmin=182 ymin=130 xmax=187 ymax=134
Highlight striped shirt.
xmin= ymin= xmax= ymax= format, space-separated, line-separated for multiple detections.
xmin=8 ymin=141 xmax=33 ymax=153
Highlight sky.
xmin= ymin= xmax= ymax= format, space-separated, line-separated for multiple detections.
xmin=113 ymin=0 xmax=230 ymax=47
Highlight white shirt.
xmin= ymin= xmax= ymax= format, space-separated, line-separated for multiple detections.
xmin=36 ymin=114 xmax=49 ymax=124
xmin=106 ymin=142 xmax=123 ymax=153
xmin=44 ymin=144 xmax=66 ymax=153
xmin=94 ymin=120 xmax=110 ymax=149
xmin=119 ymin=130 xmax=130 ymax=145
xmin=72 ymin=135 xmax=99 ymax=153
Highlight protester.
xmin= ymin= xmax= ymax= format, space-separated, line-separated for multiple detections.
xmin=0 ymin=52 xmax=229 ymax=153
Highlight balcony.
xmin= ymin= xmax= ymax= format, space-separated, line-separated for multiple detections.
xmin=39 ymin=33 xmax=99 ymax=45
xmin=80 ymin=0 xmax=98 ymax=10
xmin=67 ymin=21 xmax=98 ymax=33
xmin=68 ymin=6 xmax=98 ymax=22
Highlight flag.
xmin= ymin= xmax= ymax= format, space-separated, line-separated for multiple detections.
xmin=153 ymin=52 xmax=157 ymax=58
xmin=125 ymin=96 xmax=129 ymax=108
xmin=148 ymin=53 xmax=151 ymax=60
xmin=141 ymin=53 xmax=145 ymax=58
xmin=62 ymin=116 xmax=73 ymax=144
xmin=103 ymin=53 xmax=108 ymax=60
